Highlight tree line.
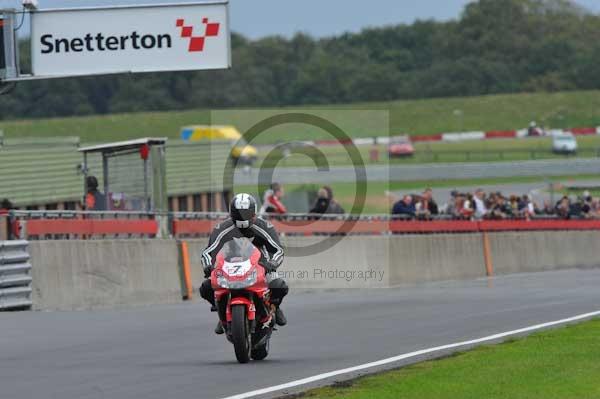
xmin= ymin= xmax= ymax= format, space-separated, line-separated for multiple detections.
xmin=1 ymin=0 xmax=600 ymax=120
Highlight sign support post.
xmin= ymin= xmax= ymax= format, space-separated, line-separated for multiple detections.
xmin=0 ymin=9 xmax=20 ymax=93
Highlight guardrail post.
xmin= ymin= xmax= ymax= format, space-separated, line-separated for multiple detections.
xmin=0 ymin=240 xmax=32 ymax=311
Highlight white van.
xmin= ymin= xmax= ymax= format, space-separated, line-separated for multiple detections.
xmin=552 ymin=132 xmax=578 ymax=155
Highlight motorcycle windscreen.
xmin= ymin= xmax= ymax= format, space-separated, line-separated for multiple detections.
xmin=220 ymin=237 xmax=256 ymax=263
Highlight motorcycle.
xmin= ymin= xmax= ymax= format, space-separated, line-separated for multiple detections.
xmin=211 ymin=237 xmax=276 ymax=363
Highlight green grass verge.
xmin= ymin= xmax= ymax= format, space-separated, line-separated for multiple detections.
xmin=301 ymin=319 xmax=600 ymax=399
xmin=3 ymin=90 xmax=600 ymax=144
xmin=235 ymin=175 xmax=600 ymax=214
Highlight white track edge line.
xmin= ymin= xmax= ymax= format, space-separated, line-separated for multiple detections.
xmin=220 ymin=310 xmax=600 ymax=399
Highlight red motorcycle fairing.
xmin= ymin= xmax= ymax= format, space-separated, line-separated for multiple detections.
xmin=211 ymin=243 xmax=271 ymax=323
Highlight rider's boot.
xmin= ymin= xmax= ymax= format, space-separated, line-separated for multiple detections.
xmin=275 ymin=307 xmax=287 ymax=326
xmin=214 ymin=320 xmax=225 ymax=335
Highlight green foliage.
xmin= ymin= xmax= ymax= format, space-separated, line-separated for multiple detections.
xmin=2 ymin=0 xmax=600 ymax=120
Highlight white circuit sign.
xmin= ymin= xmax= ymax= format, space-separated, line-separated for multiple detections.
xmin=30 ymin=1 xmax=230 ymax=78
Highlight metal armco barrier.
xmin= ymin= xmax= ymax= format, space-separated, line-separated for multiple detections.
xmin=0 ymin=240 xmax=32 ymax=310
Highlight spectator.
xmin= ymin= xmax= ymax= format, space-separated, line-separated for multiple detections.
xmin=489 ymin=195 xmax=512 ymax=219
xmin=445 ymin=190 xmax=459 ymax=216
xmin=519 ymin=195 xmax=536 ymax=219
xmin=0 ymin=199 xmax=15 ymax=240
xmin=582 ymin=196 xmax=594 ymax=218
xmin=0 ymin=198 xmax=14 ymax=214
xmin=451 ymin=193 xmax=473 ymax=219
xmin=487 ymin=192 xmax=498 ymax=207
xmin=322 ymin=186 xmax=345 ymax=214
xmin=392 ymin=195 xmax=416 ymax=217
xmin=310 ymin=188 xmax=330 ymax=215
xmin=555 ymin=196 xmax=571 ymax=219
xmin=419 ymin=188 xmax=439 ymax=215
xmin=260 ymin=183 xmax=287 ymax=215
xmin=542 ymin=200 xmax=555 ymax=215
xmin=461 ymin=193 xmax=475 ymax=219
xmin=309 ymin=187 xmax=345 ymax=215
xmin=85 ymin=176 xmax=106 ymax=211
xmin=473 ymin=189 xmax=487 ymax=219
xmin=509 ymin=195 xmax=520 ymax=214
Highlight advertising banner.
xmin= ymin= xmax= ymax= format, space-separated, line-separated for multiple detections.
xmin=30 ymin=1 xmax=230 ymax=77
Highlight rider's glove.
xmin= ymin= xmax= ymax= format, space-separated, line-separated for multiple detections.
xmin=261 ymin=260 xmax=278 ymax=273
xmin=203 ymin=264 xmax=213 ymax=279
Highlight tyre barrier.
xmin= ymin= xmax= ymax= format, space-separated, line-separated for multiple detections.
xmin=0 ymin=240 xmax=32 ymax=310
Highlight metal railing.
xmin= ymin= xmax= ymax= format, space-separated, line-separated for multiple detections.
xmin=405 ymin=148 xmax=600 ymax=163
xmin=0 ymin=240 xmax=32 ymax=310
xmin=4 ymin=210 xmax=600 ymax=240
xmin=6 ymin=210 xmax=161 ymax=240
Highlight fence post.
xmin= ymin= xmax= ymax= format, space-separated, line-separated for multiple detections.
xmin=156 ymin=214 xmax=170 ymax=239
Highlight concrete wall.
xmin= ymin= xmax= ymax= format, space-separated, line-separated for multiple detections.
xmin=28 ymin=231 xmax=600 ymax=310
xmin=30 ymin=240 xmax=181 ymax=310
xmin=488 ymin=231 xmax=600 ymax=275
xmin=388 ymin=233 xmax=487 ymax=285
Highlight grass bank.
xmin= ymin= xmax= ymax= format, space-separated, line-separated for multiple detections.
xmin=301 ymin=319 xmax=600 ymax=399
xmin=3 ymin=90 xmax=600 ymax=144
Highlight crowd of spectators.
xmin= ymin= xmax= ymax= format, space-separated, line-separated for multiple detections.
xmin=392 ymin=188 xmax=600 ymax=220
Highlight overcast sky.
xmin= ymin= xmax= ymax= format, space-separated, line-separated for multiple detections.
xmin=1 ymin=0 xmax=599 ymax=39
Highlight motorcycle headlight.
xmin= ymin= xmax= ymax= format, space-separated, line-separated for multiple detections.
xmin=217 ymin=274 xmax=230 ymax=289
xmin=227 ymin=270 xmax=258 ymax=290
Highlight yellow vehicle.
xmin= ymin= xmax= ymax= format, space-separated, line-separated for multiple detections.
xmin=180 ymin=125 xmax=258 ymax=164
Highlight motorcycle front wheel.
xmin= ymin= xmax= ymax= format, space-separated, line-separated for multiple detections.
xmin=231 ymin=305 xmax=251 ymax=363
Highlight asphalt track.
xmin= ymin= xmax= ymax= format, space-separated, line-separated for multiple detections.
xmin=1 ymin=269 xmax=599 ymax=399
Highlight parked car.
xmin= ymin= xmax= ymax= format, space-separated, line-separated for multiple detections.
xmin=552 ymin=132 xmax=578 ymax=155
xmin=388 ymin=135 xmax=415 ymax=158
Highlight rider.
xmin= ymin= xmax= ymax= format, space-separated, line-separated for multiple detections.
xmin=200 ymin=193 xmax=289 ymax=334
